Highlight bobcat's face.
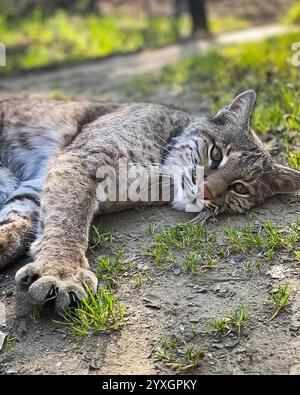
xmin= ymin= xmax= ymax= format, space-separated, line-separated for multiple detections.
xmin=164 ymin=90 xmax=300 ymax=218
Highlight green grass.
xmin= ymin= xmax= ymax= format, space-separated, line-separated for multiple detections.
xmin=224 ymin=221 xmax=300 ymax=259
xmin=270 ymin=283 xmax=291 ymax=321
xmin=144 ymin=222 xmax=219 ymax=272
xmin=210 ymin=15 xmax=250 ymax=33
xmin=210 ymin=305 xmax=249 ymax=339
xmin=287 ymin=152 xmax=300 ymax=170
xmin=283 ymin=3 xmax=300 ymax=24
xmin=295 ymin=251 xmax=300 ymax=261
xmin=131 ymin=271 xmax=151 ymax=287
xmin=89 ymin=224 xmax=113 ymax=249
xmin=58 ymin=286 xmax=124 ymax=336
xmin=210 ymin=318 xmax=229 ymax=336
xmin=154 ymin=337 xmax=203 ymax=372
xmin=145 ymin=220 xmax=299 ymax=272
xmin=154 ymin=337 xmax=178 ymax=363
xmin=96 ymin=250 xmax=126 ymax=286
xmin=0 ymin=336 xmax=16 ymax=363
xmin=0 ymin=10 xmax=250 ymax=75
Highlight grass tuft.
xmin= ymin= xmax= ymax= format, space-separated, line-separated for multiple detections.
xmin=210 ymin=305 xmax=249 ymax=339
xmin=96 ymin=250 xmax=126 ymax=286
xmin=58 ymin=286 xmax=124 ymax=336
xmin=90 ymin=224 xmax=113 ymax=249
xmin=270 ymin=283 xmax=291 ymax=321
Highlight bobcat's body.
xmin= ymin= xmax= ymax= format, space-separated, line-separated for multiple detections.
xmin=1 ymin=93 xmax=299 ymax=310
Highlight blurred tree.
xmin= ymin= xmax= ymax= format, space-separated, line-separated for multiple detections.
xmin=187 ymin=0 xmax=209 ymax=34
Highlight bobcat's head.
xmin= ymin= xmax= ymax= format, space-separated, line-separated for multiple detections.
xmin=164 ymin=90 xmax=300 ymax=219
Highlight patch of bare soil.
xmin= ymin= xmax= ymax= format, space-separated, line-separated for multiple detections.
xmin=0 ymin=193 xmax=300 ymax=375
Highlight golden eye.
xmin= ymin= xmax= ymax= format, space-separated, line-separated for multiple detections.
xmin=210 ymin=145 xmax=223 ymax=163
xmin=232 ymin=182 xmax=249 ymax=195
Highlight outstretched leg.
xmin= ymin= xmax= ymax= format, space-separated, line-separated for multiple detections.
xmin=15 ymin=103 xmax=191 ymax=309
xmin=0 ymin=178 xmax=41 ymax=269
xmin=15 ymin=153 xmax=98 ymax=309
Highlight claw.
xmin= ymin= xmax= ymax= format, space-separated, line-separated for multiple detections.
xmin=68 ymin=291 xmax=80 ymax=308
xmin=20 ymin=274 xmax=39 ymax=288
xmin=45 ymin=285 xmax=58 ymax=302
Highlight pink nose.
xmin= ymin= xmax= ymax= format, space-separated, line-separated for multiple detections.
xmin=199 ymin=183 xmax=214 ymax=200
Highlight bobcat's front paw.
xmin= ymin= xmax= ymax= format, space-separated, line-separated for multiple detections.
xmin=15 ymin=261 xmax=98 ymax=310
xmin=0 ymin=218 xmax=35 ymax=269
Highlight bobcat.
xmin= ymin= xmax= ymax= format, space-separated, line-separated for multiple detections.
xmin=0 ymin=90 xmax=299 ymax=310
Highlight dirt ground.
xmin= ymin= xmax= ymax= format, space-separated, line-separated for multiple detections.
xmin=0 ymin=30 xmax=300 ymax=375
xmin=1 ymin=196 xmax=300 ymax=375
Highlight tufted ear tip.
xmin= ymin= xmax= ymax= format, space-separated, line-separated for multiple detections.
xmin=213 ymin=90 xmax=257 ymax=127
xmin=227 ymin=90 xmax=256 ymax=113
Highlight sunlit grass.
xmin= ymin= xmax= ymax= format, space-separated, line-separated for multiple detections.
xmin=89 ymin=224 xmax=113 ymax=249
xmin=145 ymin=220 xmax=300 ymax=272
xmin=58 ymin=286 xmax=124 ymax=336
xmin=1 ymin=9 xmax=254 ymax=75
xmin=224 ymin=221 xmax=300 ymax=259
xmin=270 ymin=283 xmax=291 ymax=321
xmin=96 ymin=250 xmax=126 ymax=286
xmin=283 ymin=3 xmax=300 ymax=25
xmin=144 ymin=223 xmax=219 ymax=271
xmin=209 ymin=305 xmax=249 ymax=339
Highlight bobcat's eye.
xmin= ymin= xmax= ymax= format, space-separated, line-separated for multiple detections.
xmin=210 ymin=145 xmax=223 ymax=169
xmin=231 ymin=182 xmax=249 ymax=196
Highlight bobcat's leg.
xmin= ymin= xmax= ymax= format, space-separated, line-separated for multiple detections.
xmin=0 ymin=179 xmax=41 ymax=269
xmin=15 ymin=154 xmax=98 ymax=309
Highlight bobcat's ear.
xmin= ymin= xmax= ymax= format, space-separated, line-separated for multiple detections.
xmin=270 ymin=164 xmax=300 ymax=195
xmin=214 ymin=90 xmax=256 ymax=128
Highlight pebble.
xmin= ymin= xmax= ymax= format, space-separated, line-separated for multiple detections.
xmin=211 ymin=343 xmax=224 ymax=350
xmin=185 ymin=292 xmax=199 ymax=300
xmin=173 ymin=268 xmax=182 ymax=276
xmin=229 ymin=255 xmax=245 ymax=264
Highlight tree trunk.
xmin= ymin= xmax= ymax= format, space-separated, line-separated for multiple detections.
xmin=187 ymin=0 xmax=209 ymax=34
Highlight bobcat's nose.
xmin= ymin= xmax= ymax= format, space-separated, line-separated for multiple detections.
xmin=199 ymin=183 xmax=214 ymax=200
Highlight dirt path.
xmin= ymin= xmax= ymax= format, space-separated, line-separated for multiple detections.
xmin=0 ymin=24 xmax=296 ymax=99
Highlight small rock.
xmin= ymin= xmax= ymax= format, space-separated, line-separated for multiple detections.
xmin=137 ymin=263 xmax=149 ymax=272
xmin=266 ymin=264 xmax=289 ymax=280
xmin=185 ymin=292 xmax=199 ymax=300
xmin=173 ymin=268 xmax=182 ymax=276
xmin=199 ymin=288 xmax=208 ymax=293
xmin=230 ymin=255 xmax=245 ymax=264
xmin=143 ymin=294 xmax=161 ymax=309
xmin=211 ymin=343 xmax=224 ymax=350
